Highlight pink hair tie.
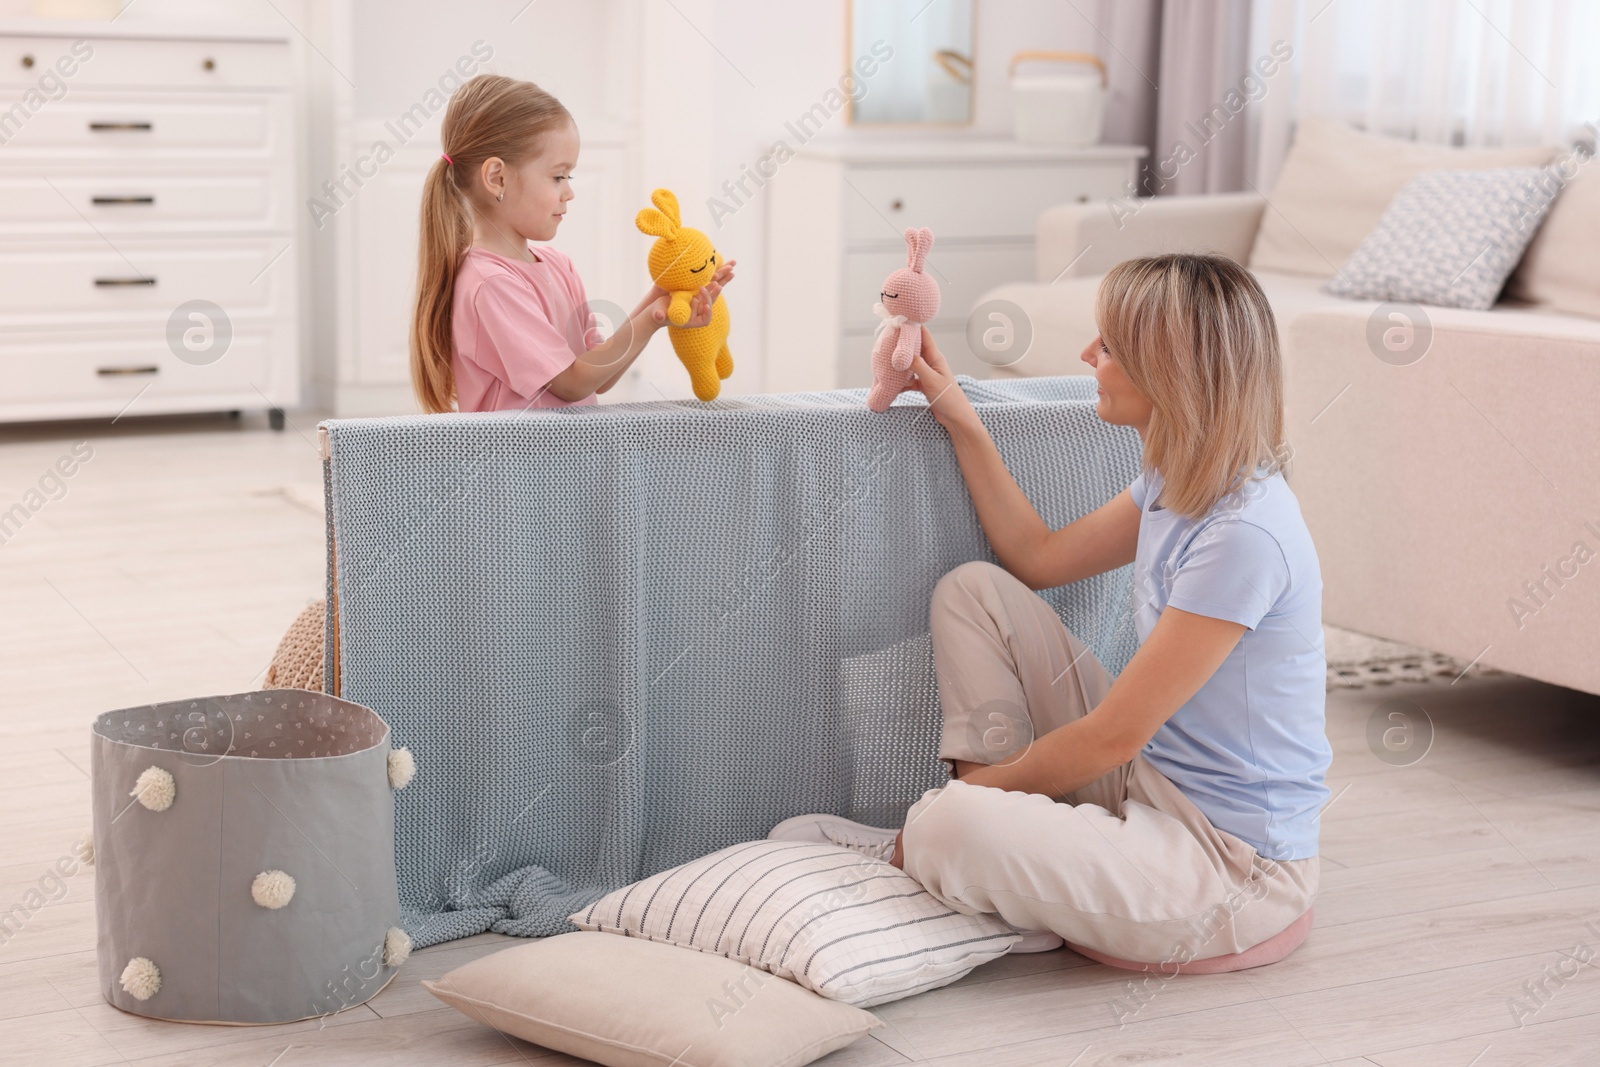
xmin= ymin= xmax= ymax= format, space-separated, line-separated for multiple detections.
xmin=441 ymin=152 xmax=454 ymax=165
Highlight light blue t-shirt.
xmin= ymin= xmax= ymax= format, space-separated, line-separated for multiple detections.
xmin=1128 ymin=467 xmax=1331 ymax=861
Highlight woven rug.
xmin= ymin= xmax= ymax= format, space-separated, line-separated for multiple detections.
xmin=1323 ymin=623 xmax=1504 ymax=689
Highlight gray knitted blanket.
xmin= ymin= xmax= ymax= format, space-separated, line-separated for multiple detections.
xmin=320 ymin=375 xmax=1142 ymax=948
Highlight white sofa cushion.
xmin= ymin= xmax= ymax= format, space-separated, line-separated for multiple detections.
xmin=569 ymin=840 xmax=1019 ymax=1008
xmin=1249 ymin=117 xmax=1554 ymax=277
xmin=1504 ymin=150 xmax=1600 ymax=320
xmin=1324 ymin=167 xmax=1559 ymax=309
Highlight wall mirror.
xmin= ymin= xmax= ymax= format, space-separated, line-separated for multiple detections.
xmin=847 ymin=0 xmax=975 ymax=125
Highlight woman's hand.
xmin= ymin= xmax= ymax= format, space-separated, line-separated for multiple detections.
xmin=643 ymin=258 xmax=736 ymax=329
xmin=898 ymin=327 xmax=978 ymax=433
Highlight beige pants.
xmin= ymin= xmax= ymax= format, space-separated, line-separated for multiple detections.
xmin=900 ymin=560 xmax=1317 ymax=965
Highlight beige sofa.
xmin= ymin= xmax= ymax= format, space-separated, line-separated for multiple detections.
xmin=981 ymin=120 xmax=1600 ymax=696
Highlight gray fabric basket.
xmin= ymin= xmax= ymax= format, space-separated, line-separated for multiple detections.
xmin=91 ymin=689 xmax=403 ymax=1024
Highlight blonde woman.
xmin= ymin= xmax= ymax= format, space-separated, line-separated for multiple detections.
xmin=772 ymin=254 xmax=1331 ymax=970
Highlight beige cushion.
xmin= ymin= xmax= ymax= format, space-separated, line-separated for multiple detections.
xmin=1503 ymin=152 xmax=1600 ymax=319
xmin=1249 ymin=117 xmax=1554 ymax=277
xmin=423 ymin=932 xmax=880 ymax=1067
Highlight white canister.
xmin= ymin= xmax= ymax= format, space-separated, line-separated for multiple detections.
xmin=1009 ymin=51 xmax=1107 ymax=146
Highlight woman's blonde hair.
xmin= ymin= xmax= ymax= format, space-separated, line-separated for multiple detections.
xmin=410 ymin=75 xmax=572 ymax=414
xmin=1094 ymin=253 xmax=1287 ymax=519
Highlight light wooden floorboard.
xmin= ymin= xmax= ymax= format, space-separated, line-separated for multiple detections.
xmin=1 ymin=411 xmax=1596 ymax=1066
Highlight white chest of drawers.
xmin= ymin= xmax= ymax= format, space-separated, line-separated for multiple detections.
xmin=763 ymin=139 xmax=1144 ymax=392
xmin=0 ymin=23 xmax=299 ymax=427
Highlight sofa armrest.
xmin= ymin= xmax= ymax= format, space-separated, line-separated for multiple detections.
xmin=1282 ymin=307 xmax=1600 ymax=697
xmin=1036 ymin=192 xmax=1269 ymax=282
xmin=972 ymin=279 xmax=1101 ymax=381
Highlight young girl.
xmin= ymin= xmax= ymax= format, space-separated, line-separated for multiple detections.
xmin=410 ymin=75 xmax=734 ymax=414
xmin=772 ymin=254 xmax=1332 ymax=970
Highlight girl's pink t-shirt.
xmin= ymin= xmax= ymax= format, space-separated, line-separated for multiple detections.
xmin=451 ymin=245 xmax=601 ymax=412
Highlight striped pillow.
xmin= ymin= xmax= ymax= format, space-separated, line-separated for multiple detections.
xmin=569 ymin=841 xmax=1019 ymax=1008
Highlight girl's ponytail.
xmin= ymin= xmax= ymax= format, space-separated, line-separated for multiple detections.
xmin=411 ymin=157 xmax=473 ymax=413
xmin=408 ymin=75 xmax=573 ymax=414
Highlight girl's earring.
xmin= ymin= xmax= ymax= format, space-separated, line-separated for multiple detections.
xmin=496 ymin=191 xmax=504 ymax=202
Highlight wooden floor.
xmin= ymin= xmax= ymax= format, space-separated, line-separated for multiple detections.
xmin=1 ymin=410 xmax=1596 ymax=1067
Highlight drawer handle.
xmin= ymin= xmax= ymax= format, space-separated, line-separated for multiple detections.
xmin=97 ymin=365 xmax=160 ymax=377
xmin=88 ymin=122 xmax=154 ymax=132
xmin=91 ymin=196 xmax=156 ymax=206
xmin=890 ymin=198 xmax=904 ymax=211
xmin=20 ymin=54 xmax=34 ymax=69
xmin=94 ymin=276 xmax=157 ymax=287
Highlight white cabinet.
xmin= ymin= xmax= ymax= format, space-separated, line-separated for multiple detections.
xmin=763 ymin=140 xmax=1144 ymax=392
xmin=0 ymin=24 xmax=300 ymax=426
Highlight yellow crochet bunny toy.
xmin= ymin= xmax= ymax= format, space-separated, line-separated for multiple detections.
xmin=635 ymin=188 xmax=732 ymax=401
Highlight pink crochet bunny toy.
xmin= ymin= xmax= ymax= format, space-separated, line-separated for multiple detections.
xmin=867 ymin=227 xmax=939 ymax=413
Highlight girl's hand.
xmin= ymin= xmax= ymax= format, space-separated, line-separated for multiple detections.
xmin=677 ymin=258 xmax=736 ymax=328
xmin=641 ymin=259 xmax=735 ymax=329
xmin=683 ymin=258 xmax=734 ymax=327
xmin=646 ymin=287 xmax=717 ymax=328
xmin=898 ymin=327 xmax=977 ymax=432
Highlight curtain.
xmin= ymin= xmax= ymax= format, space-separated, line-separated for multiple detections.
xmin=1292 ymin=0 xmax=1600 ymax=145
xmin=1096 ymin=0 xmax=1263 ymax=197
xmin=1153 ymin=0 xmax=1256 ymax=196
xmin=1098 ymin=0 xmax=1600 ymax=197
xmin=1254 ymin=0 xmax=1600 ymax=187
xmin=1094 ymin=0 xmax=1163 ymax=195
